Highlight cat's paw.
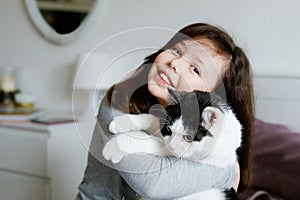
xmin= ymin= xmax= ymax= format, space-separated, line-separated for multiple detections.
xmin=109 ymin=120 xmax=123 ymax=134
xmin=102 ymin=138 xmax=128 ymax=163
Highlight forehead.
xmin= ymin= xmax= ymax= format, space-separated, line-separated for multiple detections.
xmin=176 ymin=39 xmax=229 ymax=74
xmin=176 ymin=40 xmax=217 ymax=58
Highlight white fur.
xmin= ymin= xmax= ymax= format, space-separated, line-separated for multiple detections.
xmin=182 ymin=107 xmax=242 ymax=167
xmin=102 ymin=131 xmax=171 ymax=163
xmin=109 ymin=113 xmax=161 ymax=137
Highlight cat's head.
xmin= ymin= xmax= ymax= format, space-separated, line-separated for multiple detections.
xmin=164 ymin=88 xmax=226 ymax=137
xmin=161 ymin=88 xmax=228 ymax=159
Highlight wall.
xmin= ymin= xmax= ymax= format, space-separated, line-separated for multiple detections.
xmin=0 ymin=0 xmax=299 ymax=112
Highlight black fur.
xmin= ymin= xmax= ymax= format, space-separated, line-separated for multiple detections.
xmin=224 ymin=188 xmax=238 ymax=200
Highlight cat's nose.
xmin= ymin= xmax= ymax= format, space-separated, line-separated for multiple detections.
xmin=168 ymin=145 xmax=175 ymax=151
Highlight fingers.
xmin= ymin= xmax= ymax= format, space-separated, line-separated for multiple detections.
xmin=233 ymin=162 xmax=240 ymax=192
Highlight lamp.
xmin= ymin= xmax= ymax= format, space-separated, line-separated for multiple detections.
xmin=73 ymin=52 xmax=111 ymax=117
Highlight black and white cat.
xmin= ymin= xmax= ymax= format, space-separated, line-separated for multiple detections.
xmin=103 ymin=89 xmax=241 ymax=200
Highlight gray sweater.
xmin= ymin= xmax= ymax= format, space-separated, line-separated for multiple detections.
xmin=76 ymin=97 xmax=234 ymax=200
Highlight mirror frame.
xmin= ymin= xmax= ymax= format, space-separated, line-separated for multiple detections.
xmin=23 ymin=0 xmax=102 ymax=45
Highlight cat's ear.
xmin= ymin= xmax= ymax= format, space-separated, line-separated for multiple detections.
xmin=167 ymin=87 xmax=180 ymax=104
xmin=201 ymin=107 xmax=221 ymax=129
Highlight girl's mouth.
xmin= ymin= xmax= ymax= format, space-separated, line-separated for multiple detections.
xmin=156 ymin=65 xmax=178 ymax=88
xmin=159 ymin=72 xmax=171 ymax=85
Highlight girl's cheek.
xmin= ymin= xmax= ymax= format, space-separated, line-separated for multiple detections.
xmin=155 ymin=51 xmax=172 ymax=64
xmin=153 ymin=53 xmax=164 ymax=63
xmin=176 ymin=78 xmax=194 ymax=92
xmin=177 ymin=77 xmax=209 ymax=92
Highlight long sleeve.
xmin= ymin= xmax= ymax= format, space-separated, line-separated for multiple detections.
xmin=119 ymin=155 xmax=234 ymax=199
xmin=76 ymin=97 xmax=235 ymax=200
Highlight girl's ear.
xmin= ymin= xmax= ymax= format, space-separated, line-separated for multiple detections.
xmin=201 ymin=107 xmax=221 ymax=129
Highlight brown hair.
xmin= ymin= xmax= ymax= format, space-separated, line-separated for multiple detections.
xmin=107 ymin=23 xmax=254 ymax=192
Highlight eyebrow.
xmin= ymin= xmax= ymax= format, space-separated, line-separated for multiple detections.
xmin=178 ymin=41 xmax=205 ymax=65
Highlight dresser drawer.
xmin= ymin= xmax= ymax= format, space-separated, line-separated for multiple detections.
xmin=0 ymin=127 xmax=48 ymax=177
xmin=0 ymin=170 xmax=50 ymax=200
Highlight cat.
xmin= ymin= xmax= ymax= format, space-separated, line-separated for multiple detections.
xmin=102 ymin=89 xmax=241 ymax=200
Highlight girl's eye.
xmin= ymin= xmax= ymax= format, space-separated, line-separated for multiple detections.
xmin=191 ymin=65 xmax=200 ymax=75
xmin=171 ymin=47 xmax=182 ymax=56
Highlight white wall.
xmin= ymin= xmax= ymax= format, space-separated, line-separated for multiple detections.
xmin=0 ymin=0 xmax=300 ymax=112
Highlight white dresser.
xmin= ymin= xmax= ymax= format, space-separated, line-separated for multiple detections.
xmin=0 ymin=121 xmax=89 ymax=200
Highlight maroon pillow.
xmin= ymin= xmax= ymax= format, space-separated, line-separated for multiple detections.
xmin=239 ymin=119 xmax=300 ymax=200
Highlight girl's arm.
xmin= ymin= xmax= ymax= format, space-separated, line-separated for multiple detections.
xmin=83 ymin=97 xmax=235 ymax=199
xmin=118 ymin=154 xmax=235 ymax=199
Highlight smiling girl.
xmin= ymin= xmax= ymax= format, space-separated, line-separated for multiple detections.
xmin=76 ymin=23 xmax=254 ymax=200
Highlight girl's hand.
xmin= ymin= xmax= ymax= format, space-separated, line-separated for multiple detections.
xmin=233 ymin=162 xmax=240 ymax=192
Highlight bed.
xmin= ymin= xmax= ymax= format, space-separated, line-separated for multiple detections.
xmin=239 ymin=75 xmax=300 ymax=200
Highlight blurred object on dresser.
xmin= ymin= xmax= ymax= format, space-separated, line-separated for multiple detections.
xmin=0 ymin=66 xmax=19 ymax=108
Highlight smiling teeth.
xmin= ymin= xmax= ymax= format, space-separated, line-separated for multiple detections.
xmin=160 ymin=73 xmax=171 ymax=85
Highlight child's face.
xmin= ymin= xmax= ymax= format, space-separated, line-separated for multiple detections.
xmin=148 ymin=39 xmax=228 ymax=105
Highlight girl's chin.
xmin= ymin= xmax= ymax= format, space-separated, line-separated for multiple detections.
xmin=148 ymin=84 xmax=169 ymax=100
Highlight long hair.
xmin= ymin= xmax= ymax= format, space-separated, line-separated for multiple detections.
xmin=107 ymin=23 xmax=254 ymax=192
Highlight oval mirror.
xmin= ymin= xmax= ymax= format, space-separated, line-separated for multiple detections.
xmin=24 ymin=0 xmax=102 ymax=45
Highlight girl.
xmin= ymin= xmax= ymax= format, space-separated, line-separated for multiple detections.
xmin=76 ymin=23 xmax=254 ymax=200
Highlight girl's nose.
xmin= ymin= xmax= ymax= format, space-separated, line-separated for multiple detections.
xmin=170 ymin=57 xmax=190 ymax=73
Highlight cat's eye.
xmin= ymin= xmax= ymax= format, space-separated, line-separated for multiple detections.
xmin=161 ymin=126 xmax=172 ymax=136
xmin=183 ymin=135 xmax=193 ymax=143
